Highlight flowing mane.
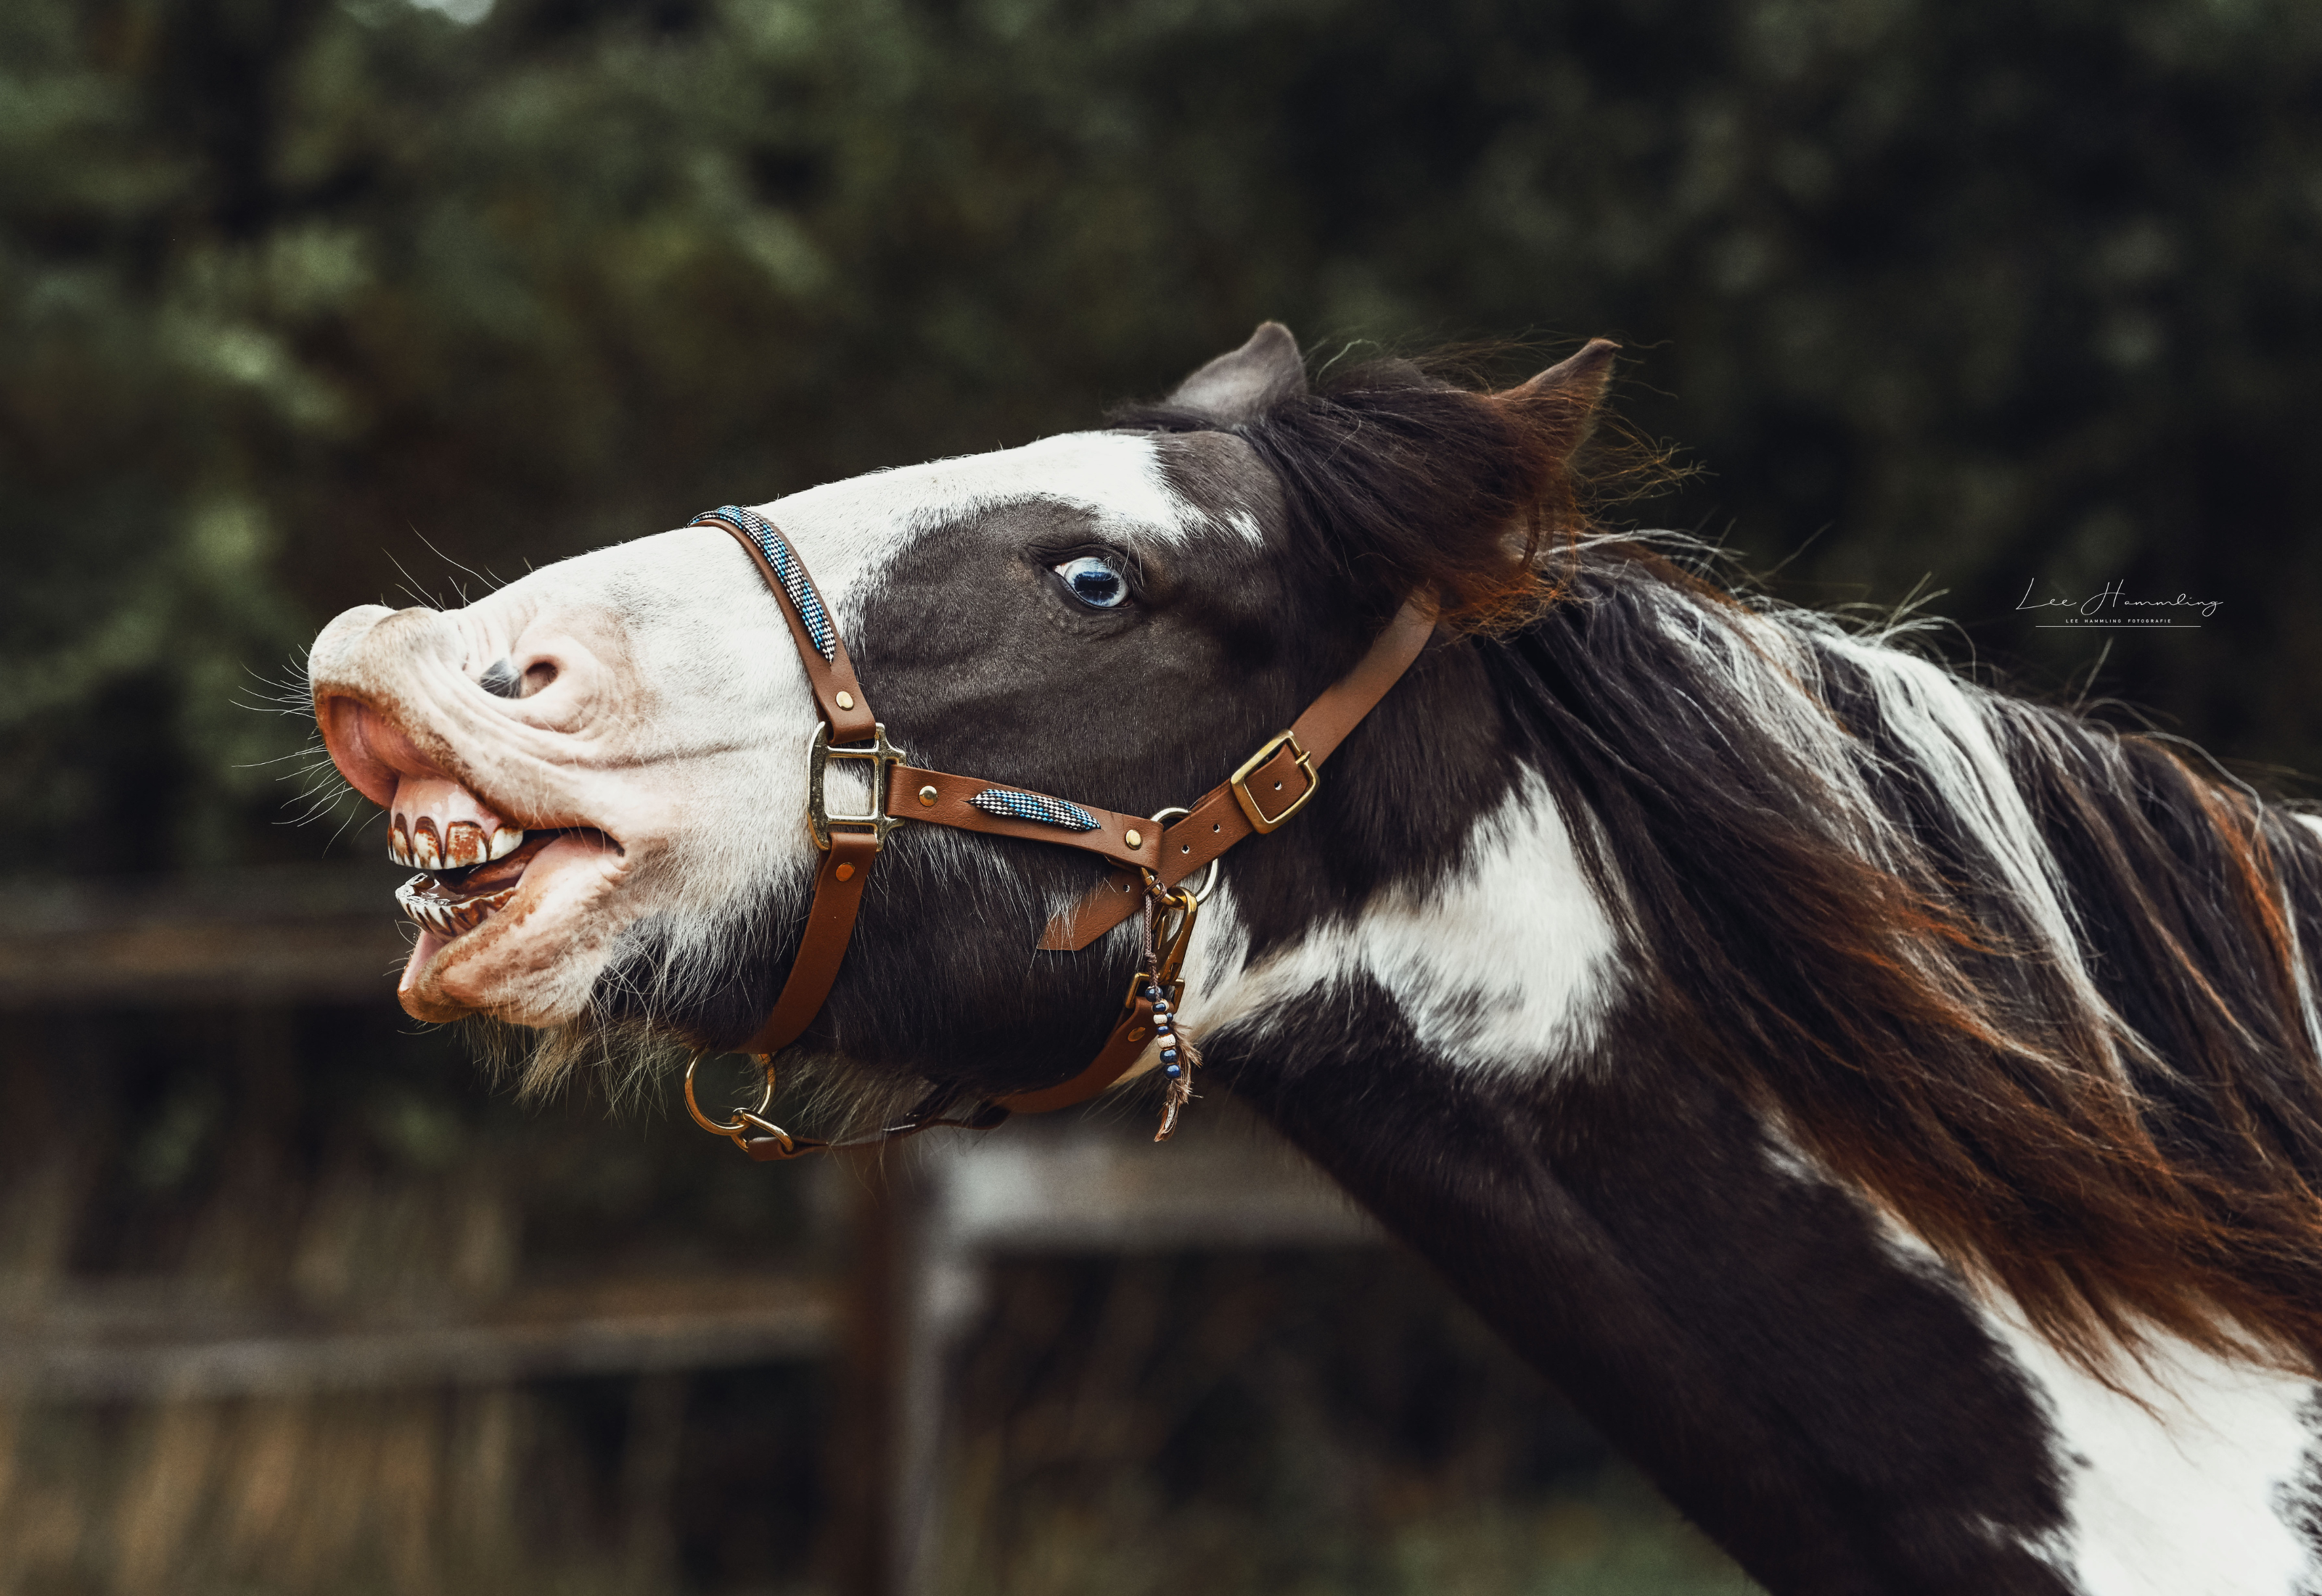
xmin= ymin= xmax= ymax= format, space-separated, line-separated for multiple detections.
xmin=1498 ymin=555 xmax=2322 ymax=1374
xmin=1125 ymin=354 xmax=2322 ymax=1375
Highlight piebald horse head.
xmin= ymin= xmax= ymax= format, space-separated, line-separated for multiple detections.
xmin=309 ymin=324 xmax=1614 ymax=1107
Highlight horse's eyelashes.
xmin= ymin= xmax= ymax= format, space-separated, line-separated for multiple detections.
xmin=1054 ymin=554 xmax=1128 ymax=609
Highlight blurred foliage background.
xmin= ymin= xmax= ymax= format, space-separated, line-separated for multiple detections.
xmin=2 ymin=0 xmax=2319 ymax=1591
xmin=6 ymin=0 xmax=2320 ymax=877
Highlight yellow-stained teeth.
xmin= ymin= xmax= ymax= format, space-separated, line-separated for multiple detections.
xmin=444 ymin=820 xmax=486 ymax=868
xmin=388 ymin=814 xmax=524 ymax=871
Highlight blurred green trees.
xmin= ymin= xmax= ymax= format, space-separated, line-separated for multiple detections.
xmin=4 ymin=0 xmax=2319 ymax=876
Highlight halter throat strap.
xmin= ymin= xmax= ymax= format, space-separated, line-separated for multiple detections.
xmin=692 ymin=506 xmax=1435 ymax=1153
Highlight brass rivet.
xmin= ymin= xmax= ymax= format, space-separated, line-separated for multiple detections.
xmin=1130 ymin=1027 xmax=1149 ymax=1042
xmin=834 ymin=691 xmax=855 ymax=710
xmin=1124 ymin=828 xmax=1142 ymax=849
xmin=835 ymin=863 xmax=856 ymax=881
xmin=918 ymin=785 xmax=938 ymax=807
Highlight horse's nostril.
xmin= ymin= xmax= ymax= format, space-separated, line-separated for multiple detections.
xmin=477 ymin=657 xmax=558 ymax=699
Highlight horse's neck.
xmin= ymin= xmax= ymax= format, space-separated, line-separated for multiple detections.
xmin=1191 ymin=725 xmax=2322 ymax=1596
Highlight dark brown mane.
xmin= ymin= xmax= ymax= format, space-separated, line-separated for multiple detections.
xmin=1495 ymin=556 xmax=2322 ymax=1376
xmin=1116 ymin=342 xmax=1667 ymax=635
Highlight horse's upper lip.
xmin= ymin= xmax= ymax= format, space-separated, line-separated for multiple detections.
xmin=315 ymin=692 xmax=633 ymax=1000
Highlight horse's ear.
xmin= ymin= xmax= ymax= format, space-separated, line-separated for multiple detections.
xmin=1163 ymin=322 xmax=1307 ymax=424
xmin=1494 ymin=338 xmax=1619 ymax=463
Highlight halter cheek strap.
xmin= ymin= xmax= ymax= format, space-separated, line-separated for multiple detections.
xmin=688 ymin=505 xmax=1435 ymax=1158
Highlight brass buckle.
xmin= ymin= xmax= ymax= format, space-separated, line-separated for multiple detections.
xmin=807 ymin=721 xmax=906 ymax=851
xmin=1228 ymin=730 xmax=1316 ymax=834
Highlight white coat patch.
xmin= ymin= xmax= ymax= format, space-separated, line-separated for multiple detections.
xmin=758 ymin=429 xmax=1236 ymax=640
xmin=1196 ymin=773 xmax=1620 ymax=1075
xmin=1869 ymin=1214 xmax=2322 ymax=1596
xmin=1999 ymin=1316 xmax=2319 ymax=1596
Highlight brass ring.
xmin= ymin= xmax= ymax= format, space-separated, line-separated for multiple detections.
xmin=684 ymin=1053 xmax=778 ymax=1140
xmin=1146 ymin=806 xmax=1222 ymax=904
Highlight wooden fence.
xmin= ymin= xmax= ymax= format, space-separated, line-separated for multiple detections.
xmin=0 ymin=865 xmax=1380 ymax=1596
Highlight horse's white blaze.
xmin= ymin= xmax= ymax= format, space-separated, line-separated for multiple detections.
xmin=760 ymin=429 xmax=1230 ymax=641
xmin=1197 ymin=773 xmax=1620 ymax=1075
xmin=594 ymin=430 xmax=1222 ymax=1004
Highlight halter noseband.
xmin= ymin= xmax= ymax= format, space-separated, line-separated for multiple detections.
xmin=681 ymin=504 xmax=1435 ymax=1160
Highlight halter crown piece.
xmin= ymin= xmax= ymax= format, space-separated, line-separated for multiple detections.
xmin=680 ymin=506 xmax=1437 ymax=1161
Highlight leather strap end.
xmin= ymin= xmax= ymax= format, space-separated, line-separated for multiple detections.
xmin=993 ymin=995 xmax=1160 ymax=1113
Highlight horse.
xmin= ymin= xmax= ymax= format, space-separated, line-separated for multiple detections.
xmin=308 ymin=323 xmax=2322 ymax=1595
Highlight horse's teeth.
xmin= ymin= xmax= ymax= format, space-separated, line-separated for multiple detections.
xmin=395 ymin=874 xmax=521 ymax=942
xmin=387 ymin=815 xmax=520 ymax=871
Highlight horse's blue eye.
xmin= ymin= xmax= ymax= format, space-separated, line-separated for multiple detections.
xmin=1055 ymin=554 xmax=1128 ymax=609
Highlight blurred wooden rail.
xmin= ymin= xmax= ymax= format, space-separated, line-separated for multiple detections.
xmin=0 ymin=865 xmax=414 ymax=1008
xmin=0 ymin=1275 xmax=839 ymax=1402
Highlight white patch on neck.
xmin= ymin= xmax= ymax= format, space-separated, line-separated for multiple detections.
xmin=1191 ymin=772 xmax=1620 ymax=1076
xmin=1869 ymin=1219 xmax=2322 ymax=1595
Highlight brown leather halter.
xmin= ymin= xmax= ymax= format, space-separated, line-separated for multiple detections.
xmin=679 ymin=505 xmax=1435 ymax=1160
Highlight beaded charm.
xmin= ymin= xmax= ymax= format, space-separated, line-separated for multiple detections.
xmin=1132 ymin=886 xmax=1205 ymax=1141
xmin=1151 ymin=969 xmax=1202 ymax=1141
